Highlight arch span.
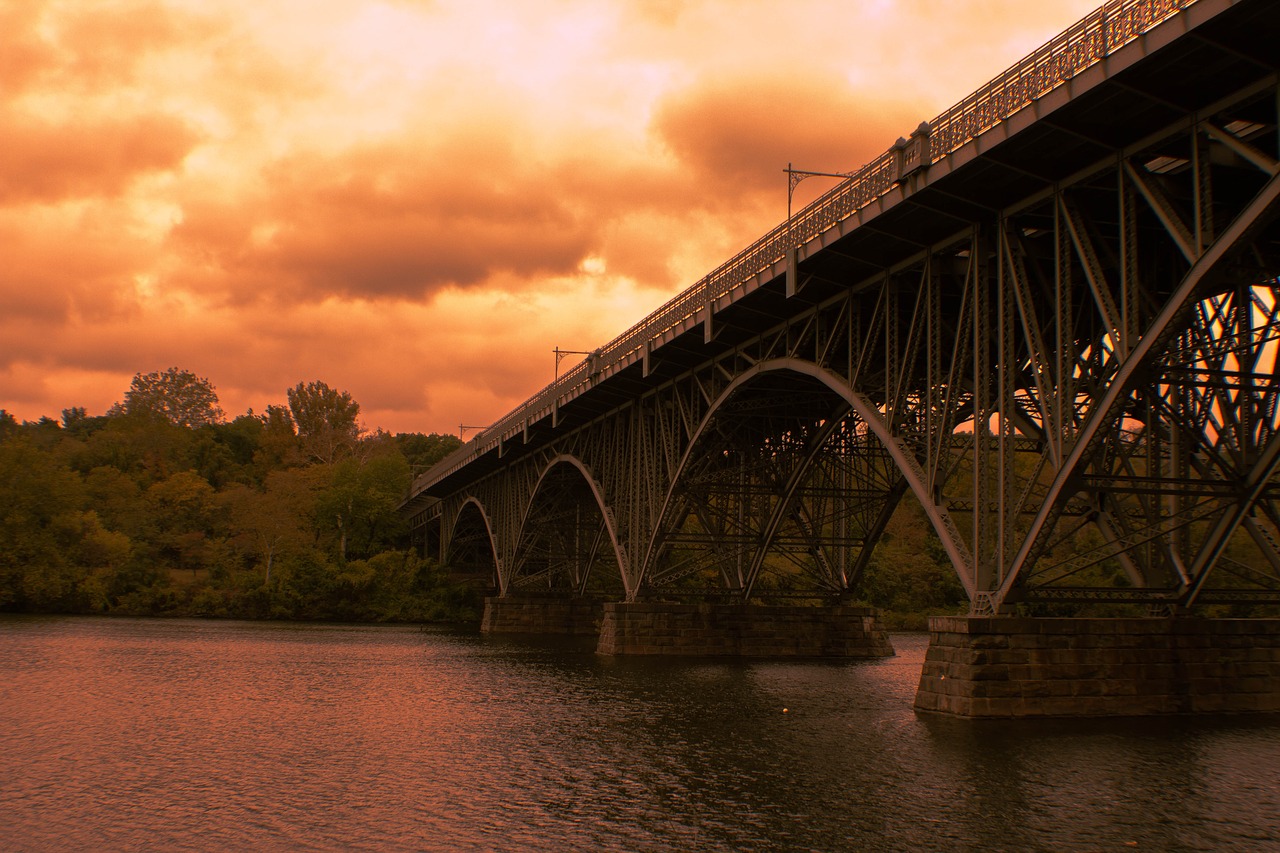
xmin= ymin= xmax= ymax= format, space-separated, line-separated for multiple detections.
xmin=445 ymin=497 xmax=502 ymax=592
xmin=639 ymin=357 xmax=975 ymax=600
xmin=511 ymin=454 xmax=631 ymax=598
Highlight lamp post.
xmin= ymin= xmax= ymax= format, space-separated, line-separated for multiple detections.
xmin=785 ymin=162 xmax=852 ymax=231
xmin=784 ymin=163 xmax=851 ymax=296
xmin=553 ymin=347 xmax=593 ymax=382
xmin=458 ymin=424 xmax=486 ymax=440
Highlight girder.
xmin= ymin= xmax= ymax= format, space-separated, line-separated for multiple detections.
xmin=406 ymin=0 xmax=1280 ymax=613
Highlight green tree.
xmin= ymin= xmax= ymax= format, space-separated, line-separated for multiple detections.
xmin=222 ymin=467 xmax=318 ymax=584
xmin=395 ymin=432 xmax=463 ymax=474
xmin=82 ymin=465 xmax=146 ymax=539
xmin=253 ymin=404 xmax=302 ymax=473
xmin=125 ymin=367 xmax=224 ymax=428
xmin=0 ymin=437 xmax=89 ymax=611
xmin=60 ymin=407 xmax=108 ymax=441
xmin=72 ymin=410 xmax=196 ymax=486
xmin=143 ymin=471 xmax=223 ymax=581
xmin=315 ymin=444 xmax=412 ymax=561
xmin=287 ymin=381 xmax=361 ymax=463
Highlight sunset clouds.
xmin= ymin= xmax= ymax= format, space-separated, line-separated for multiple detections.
xmin=1 ymin=0 xmax=1100 ymax=434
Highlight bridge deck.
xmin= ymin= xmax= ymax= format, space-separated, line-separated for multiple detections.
xmin=405 ymin=0 xmax=1277 ymax=513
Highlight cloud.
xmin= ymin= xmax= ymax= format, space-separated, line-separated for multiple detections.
xmin=0 ymin=204 xmax=161 ymax=326
xmin=652 ymin=71 xmax=927 ymax=208
xmin=0 ymin=110 xmax=200 ymax=204
xmin=0 ymin=0 xmax=1114 ymax=435
xmin=1 ymin=0 xmax=232 ymax=98
xmin=169 ymin=129 xmax=606 ymax=302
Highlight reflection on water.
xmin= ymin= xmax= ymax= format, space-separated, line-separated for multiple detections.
xmin=2 ymin=617 xmax=1279 ymax=851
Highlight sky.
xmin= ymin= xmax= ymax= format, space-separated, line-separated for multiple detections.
xmin=1 ymin=0 xmax=1104 ymax=436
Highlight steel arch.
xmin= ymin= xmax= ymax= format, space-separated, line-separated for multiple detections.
xmin=638 ymin=357 xmax=976 ymax=599
xmin=995 ymin=170 xmax=1280 ymax=612
xmin=445 ymin=496 xmax=502 ymax=591
xmin=513 ymin=453 xmax=631 ymax=597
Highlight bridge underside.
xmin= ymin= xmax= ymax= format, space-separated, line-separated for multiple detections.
xmin=405 ymin=3 xmax=1280 ymax=617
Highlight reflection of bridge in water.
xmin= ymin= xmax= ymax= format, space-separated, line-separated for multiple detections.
xmin=403 ymin=0 xmax=1280 ymax=716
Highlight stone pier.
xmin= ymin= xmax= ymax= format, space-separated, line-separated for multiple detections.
xmin=915 ymin=616 xmax=1280 ymax=717
xmin=596 ymin=602 xmax=894 ymax=657
xmin=479 ymin=596 xmax=602 ymax=635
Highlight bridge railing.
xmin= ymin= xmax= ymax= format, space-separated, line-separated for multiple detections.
xmin=412 ymin=0 xmax=1200 ymax=494
xmin=928 ymin=0 xmax=1192 ymax=154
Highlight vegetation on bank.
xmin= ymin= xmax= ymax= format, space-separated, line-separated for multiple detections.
xmin=2 ymin=367 xmax=976 ymax=627
xmin=0 ymin=368 xmax=477 ymax=622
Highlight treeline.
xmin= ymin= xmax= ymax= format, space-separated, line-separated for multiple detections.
xmin=0 ymin=368 xmax=475 ymax=622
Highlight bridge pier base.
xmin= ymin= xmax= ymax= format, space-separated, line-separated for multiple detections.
xmin=596 ymin=602 xmax=894 ymax=657
xmin=480 ymin=596 xmax=602 ymax=636
xmin=914 ymin=616 xmax=1280 ymax=717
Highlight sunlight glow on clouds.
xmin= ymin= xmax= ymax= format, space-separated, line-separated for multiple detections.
xmin=0 ymin=0 xmax=1100 ymax=433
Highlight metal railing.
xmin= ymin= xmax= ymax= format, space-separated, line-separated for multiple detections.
xmin=413 ymin=0 xmax=1201 ymax=494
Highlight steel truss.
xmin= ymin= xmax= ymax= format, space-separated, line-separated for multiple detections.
xmin=419 ymin=73 xmax=1280 ymax=614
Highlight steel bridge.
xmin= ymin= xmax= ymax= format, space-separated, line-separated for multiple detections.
xmin=404 ymin=0 xmax=1280 ymax=617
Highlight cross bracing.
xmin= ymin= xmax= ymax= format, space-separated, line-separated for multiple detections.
xmin=404 ymin=0 xmax=1280 ymax=614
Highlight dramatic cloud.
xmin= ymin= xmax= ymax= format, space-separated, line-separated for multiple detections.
xmin=0 ymin=0 xmax=1102 ymax=434
xmin=0 ymin=111 xmax=200 ymax=204
xmin=171 ymin=131 xmax=605 ymax=301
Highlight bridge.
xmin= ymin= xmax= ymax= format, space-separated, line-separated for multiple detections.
xmin=403 ymin=0 xmax=1280 ymax=716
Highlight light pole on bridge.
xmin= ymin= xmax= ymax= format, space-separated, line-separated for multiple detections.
xmin=785 ymin=163 xmax=852 ymax=295
xmin=553 ymin=347 xmax=593 ymax=382
xmin=785 ymin=162 xmax=853 ymax=230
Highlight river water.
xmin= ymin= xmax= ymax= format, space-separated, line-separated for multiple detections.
xmin=2 ymin=617 xmax=1279 ymax=852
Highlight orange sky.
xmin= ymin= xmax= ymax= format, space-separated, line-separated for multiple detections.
xmin=1 ymin=0 xmax=1102 ymax=435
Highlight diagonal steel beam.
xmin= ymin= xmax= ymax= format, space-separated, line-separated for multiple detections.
xmin=997 ymin=170 xmax=1280 ymax=611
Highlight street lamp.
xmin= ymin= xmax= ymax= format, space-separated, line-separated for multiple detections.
xmin=784 ymin=163 xmax=851 ymax=296
xmin=785 ymin=162 xmax=852 ymax=228
xmin=553 ymin=347 xmax=592 ymax=382
xmin=459 ymin=423 xmax=486 ymax=440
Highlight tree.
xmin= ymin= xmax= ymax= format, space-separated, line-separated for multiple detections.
xmin=73 ymin=409 xmax=195 ymax=485
xmin=143 ymin=471 xmax=222 ymax=581
xmin=59 ymin=407 xmax=109 ymax=444
xmin=222 ymin=468 xmax=318 ymax=584
xmin=395 ymin=432 xmax=463 ymax=474
xmin=315 ymin=444 xmax=411 ymax=561
xmin=253 ymin=404 xmax=302 ymax=473
xmin=287 ymin=380 xmax=362 ymax=463
xmin=124 ymin=367 xmax=224 ymax=428
xmin=0 ymin=436 xmax=89 ymax=611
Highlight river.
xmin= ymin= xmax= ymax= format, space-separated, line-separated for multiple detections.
xmin=2 ymin=617 xmax=1279 ymax=851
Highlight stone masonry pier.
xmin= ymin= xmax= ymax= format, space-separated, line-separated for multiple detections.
xmin=596 ymin=602 xmax=894 ymax=657
xmin=480 ymin=596 xmax=602 ymax=636
xmin=915 ymin=616 xmax=1280 ymax=717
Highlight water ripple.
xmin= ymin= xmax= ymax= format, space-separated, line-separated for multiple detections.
xmin=2 ymin=618 xmax=1278 ymax=852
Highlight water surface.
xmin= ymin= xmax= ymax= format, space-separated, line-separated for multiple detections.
xmin=2 ymin=617 xmax=1278 ymax=851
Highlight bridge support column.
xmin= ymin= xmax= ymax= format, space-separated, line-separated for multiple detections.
xmin=915 ymin=617 xmax=1280 ymax=717
xmin=596 ymin=603 xmax=894 ymax=657
xmin=480 ymin=596 xmax=602 ymax=636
